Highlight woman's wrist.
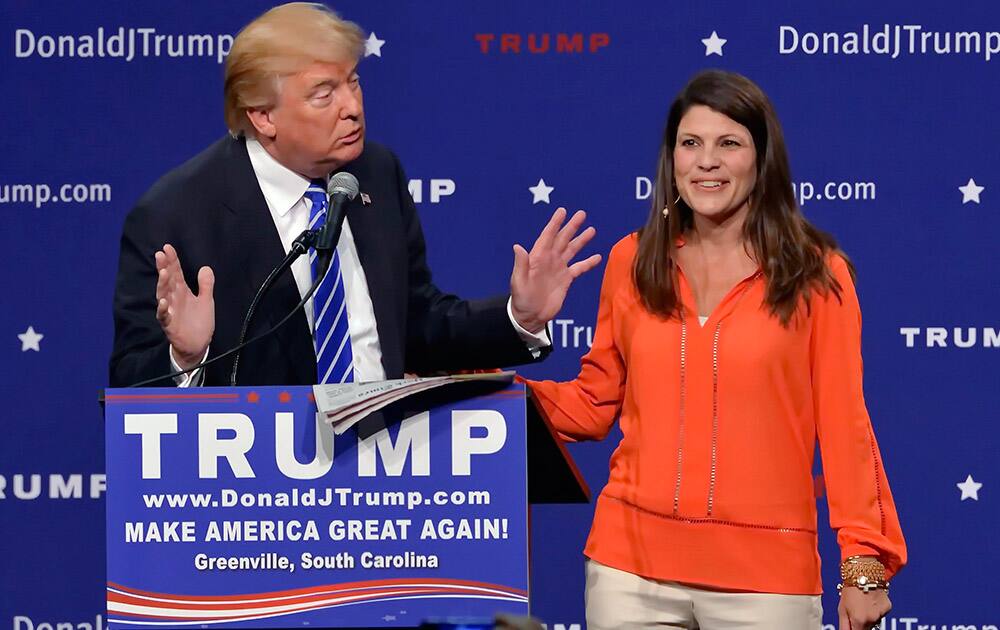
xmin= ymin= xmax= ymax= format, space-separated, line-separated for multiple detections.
xmin=838 ymin=555 xmax=889 ymax=594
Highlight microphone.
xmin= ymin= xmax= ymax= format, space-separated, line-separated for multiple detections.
xmin=129 ymin=228 xmax=323 ymax=388
xmin=130 ymin=173 xmax=362 ymax=388
xmin=228 ymin=172 xmax=357 ymax=385
xmin=314 ymin=172 xmax=360 ymax=277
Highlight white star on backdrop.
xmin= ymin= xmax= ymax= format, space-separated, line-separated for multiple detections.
xmin=18 ymin=326 xmax=43 ymax=352
xmin=529 ymin=178 xmax=554 ymax=204
xmin=959 ymin=178 xmax=984 ymax=204
xmin=365 ymin=32 xmax=385 ymax=58
xmin=702 ymin=31 xmax=727 ymax=56
xmin=957 ymin=475 xmax=983 ymax=501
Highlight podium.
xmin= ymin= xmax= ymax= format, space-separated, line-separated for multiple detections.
xmin=103 ymin=379 xmax=588 ymax=629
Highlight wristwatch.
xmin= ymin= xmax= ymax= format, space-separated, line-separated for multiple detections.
xmin=838 ymin=555 xmax=889 ymax=594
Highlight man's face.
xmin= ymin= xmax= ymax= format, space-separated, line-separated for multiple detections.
xmin=259 ymin=59 xmax=365 ymax=178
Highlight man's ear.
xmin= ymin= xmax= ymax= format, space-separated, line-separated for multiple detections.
xmin=246 ymin=108 xmax=277 ymax=140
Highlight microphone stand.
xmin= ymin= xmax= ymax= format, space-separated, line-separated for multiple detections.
xmin=124 ymin=229 xmax=321 ymax=387
xmin=228 ymin=228 xmax=319 ymax=385
xmin=129 ymin=172 xmax=359 ymax=388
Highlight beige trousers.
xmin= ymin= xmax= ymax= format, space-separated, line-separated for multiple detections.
xmin=585 ymin=560 xmax=823 ymax=630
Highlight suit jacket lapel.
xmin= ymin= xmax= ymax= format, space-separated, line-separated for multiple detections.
xmin=220 ymin=137 xmax=316 ymax=385
xmin=343 ymin=156 xmax=404 ymax=379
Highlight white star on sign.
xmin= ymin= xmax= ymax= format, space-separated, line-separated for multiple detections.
xmin=529 ymin=178 xmax=554 ymax=204
xmin=702 ymin=31 xmax=727 ymax=56
xmin=365 ymin=32 xmax=385 ymax=58
xmin=18 ymin=326 xmax=43 ymax=352
xmin=959 ymin=178 xmax=984 ymax=204
xmin=958 ymin=474 xmax=983 ymax=501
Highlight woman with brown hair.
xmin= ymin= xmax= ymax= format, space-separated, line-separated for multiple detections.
xmin=528 ymin=70 xmax=906 ymax=629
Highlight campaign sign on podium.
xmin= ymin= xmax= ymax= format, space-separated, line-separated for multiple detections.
xmin=103 ymin=382 xmax=529 ymax=628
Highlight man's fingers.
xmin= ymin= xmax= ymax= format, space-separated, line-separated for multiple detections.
xmin=156 ymin=298 xmax=171 ymax=326
xmin=553 ymin=209 xmax=587 ymax=251
xmin=162 ymin=244 xmax=176 ymax=273
xmin=156 ymin=267 xmax=171 ymax=300
xmin=197 ymin=266 xmax=215 ymax=299
xmin=568 ymin=253 xmax=602 ymax=279
xmin=163 ymin=244 xmax=186 ymax=285
xmin=171 ymin=268 xmax=186 ymax=293
xmin=532 ymin=207 xmax=567 ymax=251
xmin=159 ymin=244 xmax=179 ymax=286
xmin=511 ymin=244 xmax=529 ymax=287
xmin=563 ymin=225 xmax=597 ymax=261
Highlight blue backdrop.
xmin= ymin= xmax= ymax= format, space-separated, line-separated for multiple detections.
xmin=1 ymin=1 xmax=998 ymax=629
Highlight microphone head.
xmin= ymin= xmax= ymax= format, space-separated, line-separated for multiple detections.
xmin=327 ymin=172 xmax=360 ymax=200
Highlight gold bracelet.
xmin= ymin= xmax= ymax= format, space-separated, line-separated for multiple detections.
xmin=838 ymin=555 xmax=889 ymax=594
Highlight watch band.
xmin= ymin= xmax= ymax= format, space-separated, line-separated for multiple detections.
xmin=838 ymin=555 xmax=889 ymax=594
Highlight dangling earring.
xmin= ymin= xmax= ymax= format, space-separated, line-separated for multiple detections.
xmin=662 ymin=195 xmax=681 ymax=218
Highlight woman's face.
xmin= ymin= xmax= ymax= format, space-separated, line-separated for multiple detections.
xmin=673 ymin=105 xmax=757 ymax=222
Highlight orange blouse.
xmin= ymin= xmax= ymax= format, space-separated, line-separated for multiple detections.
xmin=528 ymin=234 xmax=906 ymax=594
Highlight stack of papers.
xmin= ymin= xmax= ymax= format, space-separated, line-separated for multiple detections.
xmin=313 ymin=371 xmax=515 ymax=434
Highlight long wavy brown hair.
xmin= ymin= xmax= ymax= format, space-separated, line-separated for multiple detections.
xmin=634 ymin=70 xmax=852 ymax=325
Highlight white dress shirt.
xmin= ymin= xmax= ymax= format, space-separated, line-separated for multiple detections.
xmin=172 ymin=138 xmax=547 ymax=386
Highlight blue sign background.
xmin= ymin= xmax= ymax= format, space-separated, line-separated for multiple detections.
xmin=1 ymin=2 xmax=998 ymax=629
xmin=103 ymin=386 xmax=528 ymax=627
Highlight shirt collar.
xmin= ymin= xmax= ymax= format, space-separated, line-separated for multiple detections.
xmin=245 ymin=138 xmax=316 ymax=217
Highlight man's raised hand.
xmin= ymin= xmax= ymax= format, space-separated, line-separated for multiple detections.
xmin=154 ymin=244 xmax=215 ymax=369
xmin=510 ymin=207 xmax=602 ymax=334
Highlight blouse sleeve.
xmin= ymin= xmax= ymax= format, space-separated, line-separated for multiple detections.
xmin=811 ymin=254 xmax=907 ymax=579
xmin=526 ymin=236 xmax=632 ymax=442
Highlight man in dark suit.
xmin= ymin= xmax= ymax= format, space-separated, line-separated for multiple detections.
xmin=109 ymin=3 xmax=600 ymax=388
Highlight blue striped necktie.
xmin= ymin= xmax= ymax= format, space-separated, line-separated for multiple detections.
xmin=304 ymin=179 xmax=354 ymax=384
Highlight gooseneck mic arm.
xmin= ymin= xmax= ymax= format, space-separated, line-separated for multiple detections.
xmin=129 ymin=232 xmax=329 ymax=388
xmin=128 ymin=171 xmax=362 ymax=388
xmin=228 ymin=228 xmax=319 ymax=386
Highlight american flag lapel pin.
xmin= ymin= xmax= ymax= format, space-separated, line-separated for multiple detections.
xmin=360 ymin=192 xmax=372 ymax=205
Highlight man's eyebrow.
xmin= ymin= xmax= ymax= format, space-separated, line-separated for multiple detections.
xmin=305 ymin=81 xmax=334 ymax=97
xmin=309 ymin=66 xmax=360 ymax=91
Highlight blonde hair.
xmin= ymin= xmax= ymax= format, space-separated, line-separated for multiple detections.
xmin=224 ymin=2 xmax=364 ymax=136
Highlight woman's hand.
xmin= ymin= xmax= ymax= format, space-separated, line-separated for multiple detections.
xmin=839 ymin=586 xmax=891 ymax=630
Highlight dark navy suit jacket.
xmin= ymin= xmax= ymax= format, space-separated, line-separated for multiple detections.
xmin=110 ymin=136 xmax=544 ymax=386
